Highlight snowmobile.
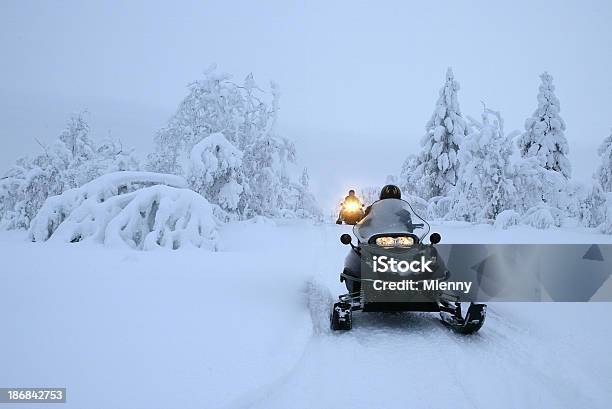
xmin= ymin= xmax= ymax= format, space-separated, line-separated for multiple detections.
xmin=330 ymin=198 xmax=486 ymax=334
xmin=336 ymin=200 xmax=365 ymax=225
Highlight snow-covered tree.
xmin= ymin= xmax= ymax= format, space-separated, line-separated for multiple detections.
xmin=56 ymin=114 xmax=97 ymax=186
xmin=401 ymin=68 xmax=467 ymax=200
xmin=293 ymin=167 xmax=321 ymax=218
xmin=447 ymin=107 xmax=517 ymax=222
xmin=399 ymin=154 xmax=419 ymax=196
xmin=596 ymin=129 xmax=612 ymax=192
xmin=0 ymin=113 xmax=139 ymax=229
xmin=300 ymin=167 xmax=310 ymax=190
xmin=517 ymin=72 xmax=571 ymax=179
xmin=148 ymin=65 xmax=319 ymax=219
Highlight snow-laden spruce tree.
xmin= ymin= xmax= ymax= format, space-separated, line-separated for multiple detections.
xmin=0 ymin=113 xmax=138 ymax=229
xmin=596 ymin=129 xmax=612 ymax=192
xmin=518 ymin=72 xmax=571 ymax=179
xmin=401 ymin=68 xmax=467 ymax=200
xmin=148 ymin=65 xmax=318 ymax=219
xmin=447 ymin=107 xmax=517 ymax=222
xmin=300 ymin=167 xmax=310 ymax=190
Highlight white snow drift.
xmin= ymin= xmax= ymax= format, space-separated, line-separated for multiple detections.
xmin=28 ymin=171 xmax=219 ymax=250
xmin=2 ymin=220 xmax=612 ymax=409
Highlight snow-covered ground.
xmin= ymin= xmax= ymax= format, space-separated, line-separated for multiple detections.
xmin=1 ymin=221 xmax=611 ymax=409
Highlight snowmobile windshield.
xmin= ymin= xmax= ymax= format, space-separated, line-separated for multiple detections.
xmin=353 ymin=199 xmax=430 ymax=243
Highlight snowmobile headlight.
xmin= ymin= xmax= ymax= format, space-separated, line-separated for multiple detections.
xmin=375 ymin=236 xmax=396 ymax=247
xmin=344 ymin=202 xmax=359 ymax=211
xmin=375 ymin=236 xmax=414 ymax=248
xmin=395 ymin=236 xmax=414 ymax=247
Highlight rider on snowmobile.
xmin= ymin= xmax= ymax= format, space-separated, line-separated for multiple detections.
xmin=336 ymin=190 xmax=363 ymax=224
xmin=364 ymin=184 xmax=401 ymax=217
xmin=333 ymin=183 xmax=487 ymax=334
xmin=343 ymin=190 xmax=361 ymax=206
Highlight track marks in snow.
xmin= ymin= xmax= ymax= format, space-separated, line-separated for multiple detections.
xmin=303 ymin=278 xmax=335 ymax=335
xmin=223 ymin=223 xmax=612 ymax=409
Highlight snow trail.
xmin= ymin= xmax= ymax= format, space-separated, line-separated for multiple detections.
xmin=1 ymin=221 xmax=611 ymax=408
xmin=248 ymin=222 xmax=612 ymax=409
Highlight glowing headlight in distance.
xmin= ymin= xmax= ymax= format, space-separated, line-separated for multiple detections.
xmin=345 ymin=202 xmax=359 ymax=211
xmin=375 ymin=236 xmax=414 ymax=247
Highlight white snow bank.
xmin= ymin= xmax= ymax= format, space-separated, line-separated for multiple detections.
xmin=0 ymin=228 xmax=311 ymax=409
xmin=29 ymin=171 xmax=188 ymax=242
xmin=521 ymin=204 xmax=562 ymax=229
xmin=2 ymin=221 xmax=612 ymax=408
xmin=50 ymin=186 xmax=218 ymax=250
xmin=493 ymin=209 xmax=521 ymax=229
xmin=28 ymin=172 xmax=218 ymax=250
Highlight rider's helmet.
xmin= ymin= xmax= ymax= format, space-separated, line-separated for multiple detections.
xmin=348 ymin=189 xmax=355 ymax=196
xmin=379 ymin=184 xmax=401 ymax=200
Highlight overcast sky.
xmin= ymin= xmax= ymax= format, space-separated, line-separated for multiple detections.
xmin=1 ymin=0 xmax=611 ymax=208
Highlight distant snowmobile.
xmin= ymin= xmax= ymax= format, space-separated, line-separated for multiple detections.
xmin=336 ymin=190 xmax=364 ymax=225
xmin=331 ymin=198 xmax=486 ymax=334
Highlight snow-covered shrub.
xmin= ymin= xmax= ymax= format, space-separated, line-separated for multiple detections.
xmin=521 ymin=204 xmax=563 ymax=229
xmin=511 ymin=155 xmax=567 ymax=214
xmin=54 ymin=186 xmax=217 ymax=250
xmin=148 ymin=65 xmax=319 ymax=219
xmin=29 ymin=172 xmax=188 ymax=243
xmin=570 ymin=131 xmax=612 ymax=230
xmin=427 ymin=196 xmax=452 ymax=220
xmin=562 ymin=180 xmax=588 ymax=218
xmin=557 ymin=179 xmax=607 ymax=227
xmin=400 ymin=68 xmax=467 ymax=200
xmin=600 ymin=193 xmax=612 ymax=234
xmin=446 ymin=107 xmax=517 ymax=222
xmin=596 ymin=130 xmax=612 ymax=192
xmin=493 ymin=210 xmax=521 ymax=230
xmin=517 ymin=72 xmax=571 ymax=179
xmin=581 ymin=185 xmax=607 ymax=228
xmin=0 ymin=113 xmax=138 ymax=230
